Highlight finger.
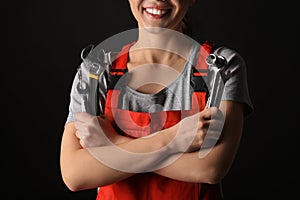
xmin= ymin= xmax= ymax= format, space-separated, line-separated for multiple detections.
xmin=75 ymin=112 xmax=93 ymax=122
xmin=75 ymin=130 xmax=81 ymax=138
xmin=74 ymin=120 xmax=85 ymax=131
xmin=74 ymin=122 xmax=91 ymax=138
xmin=79 ymin=139 xmax=86 ymax=148
xmin=209 ymin=107 xmax=220 ymax=116
xmin=75 ymin=128 xmax=88 ymax=138
xmin=200 ymin=108 xmax=213 ymax=120
xmin=201 ymin=107 xmax=223 ymax=120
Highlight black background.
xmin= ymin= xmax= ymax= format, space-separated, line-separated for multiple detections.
xmin=5 ymin=0 xmax=299 ymax=199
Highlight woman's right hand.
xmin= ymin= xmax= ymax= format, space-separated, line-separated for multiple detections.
xmin=74 ymin=112 xmax=133 ymax=148
xmin=74 ymin=112 xmax=111 ymax=148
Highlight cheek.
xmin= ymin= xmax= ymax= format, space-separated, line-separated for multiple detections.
xmin=128 ymin=0 xmax=141 ymax=19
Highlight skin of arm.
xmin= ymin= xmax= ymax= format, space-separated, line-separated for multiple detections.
xmin=60 ymin=105 xmax=219 ymax=191
xmin=60 ymin=122 xmax=134 ymax=191
xmin=60 ymin=101 xmax=236 ymax=191
xmin=60 ymin=115 xmax=188 ymax=191
xmin=154 ymin=100 xmax=245 ymax=184
xmin=61 ymin=122 xmax=162 ymax=191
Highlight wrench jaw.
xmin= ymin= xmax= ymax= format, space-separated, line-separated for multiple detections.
xmin=205 ymin=54 xmax=231 ymax=108
xmin=206 ymin=53 xmax=227 ymax=68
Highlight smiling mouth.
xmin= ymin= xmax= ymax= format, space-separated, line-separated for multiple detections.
xmin=144 ymin=8 xmax=170 ymax=18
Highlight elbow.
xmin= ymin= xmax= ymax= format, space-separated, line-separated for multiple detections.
xmin=61 ymin=170 xmax=83 ymax=192
xmin=60 ymin=164 xmax=88 ymax=192
xmin=205 ymin=171 xmax=224 ymax=185
xmin=199 ymin=166 xmax=227 ymax=184
xmin=60 ymin=163 xmax=108 ymax=191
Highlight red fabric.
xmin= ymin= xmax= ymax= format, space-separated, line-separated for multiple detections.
xmin=197 ymin=41 xmax=215 ymax=71
xmin=111 ymin=43 xmax=132 ymax=70
xmin=97 ymin=174 xmax=199 ymax=200
xmin=97 ymin=42 xmax=223 ymax=200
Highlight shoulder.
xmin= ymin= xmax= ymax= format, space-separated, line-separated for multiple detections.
xmin=213 ymin=46 xmax=245 ymax=66
xmin=199 ymin=41 xmax=246 ymax=68
xmin=214 ymin=45 xmax=253 ymax=116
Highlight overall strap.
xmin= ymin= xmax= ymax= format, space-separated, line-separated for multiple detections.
xmin=107 ymin=41 xmax=215 ymax=93
xmin=107 ymin=43 xmax=132 ymax=89
xmin=191 ymin=40 xmax=215 ymax=92
xmin=107 ymin=41 xmax=215 ymax=90
xmin=196 ymin=40 xmax=215 ymax=71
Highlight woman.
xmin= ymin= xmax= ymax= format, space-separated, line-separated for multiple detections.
xmin=60 ymin=0 xmax=253 ymax=199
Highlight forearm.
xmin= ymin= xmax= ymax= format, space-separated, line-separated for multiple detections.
xmin=154 ymin=101 xmax=244 ymax=184
xmin=85 ymin=123 xmax=181 ymax=174
xmin=61 ymin=100 xmax=243 ymax=190
xmin=60 ymin=123 xmax=135 ymax=191
xmin=60 ymin=122 xmax=179 ymax=191
xmin=154 ymin=139 xmax=238 ymax=184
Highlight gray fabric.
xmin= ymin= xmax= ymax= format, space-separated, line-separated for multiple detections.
xmin=66 ymin=62 xmax=107 ymax=123
xmin=117 ymin=46 xmax=198 ymax=113
xmin=214 ymin=46 xmax=254 ymax=116
xmin=65 ymin=45 xmax=253 ymax=124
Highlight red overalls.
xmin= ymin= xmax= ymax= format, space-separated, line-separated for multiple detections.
xmin=97 ymin=41 xmax=223 ymax=200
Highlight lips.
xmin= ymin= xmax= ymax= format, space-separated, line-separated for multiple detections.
xmin=144 ymin=7 xmax=170 ymax=18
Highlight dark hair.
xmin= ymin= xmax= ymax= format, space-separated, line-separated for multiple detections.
xmin=182 ymin=14 xmax=192 ymax=37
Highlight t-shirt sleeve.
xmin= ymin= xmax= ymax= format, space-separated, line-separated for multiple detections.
xmin=214 ymin=46 xmax=254 ymax=117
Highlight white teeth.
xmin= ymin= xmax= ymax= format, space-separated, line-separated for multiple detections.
xmin=145 ymin=8 xmax=167 ymax=15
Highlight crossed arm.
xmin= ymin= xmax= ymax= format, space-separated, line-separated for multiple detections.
xmin=60 ymin=100 xmax=244 ymax=191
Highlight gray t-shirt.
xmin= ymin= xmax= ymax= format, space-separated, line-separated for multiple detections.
xmin=65 ymin=45 xmax=253 ymax=124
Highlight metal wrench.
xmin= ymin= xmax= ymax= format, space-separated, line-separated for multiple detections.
xmin=197 ymin=53 xmax=232 ymax=157
xmin=76 ymin=44 xmax=107 ymax=115
xmin=205 ymin=53 xmax=231 ymax=108
xmin=76 ymin=66 xmax=89 ymax=113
